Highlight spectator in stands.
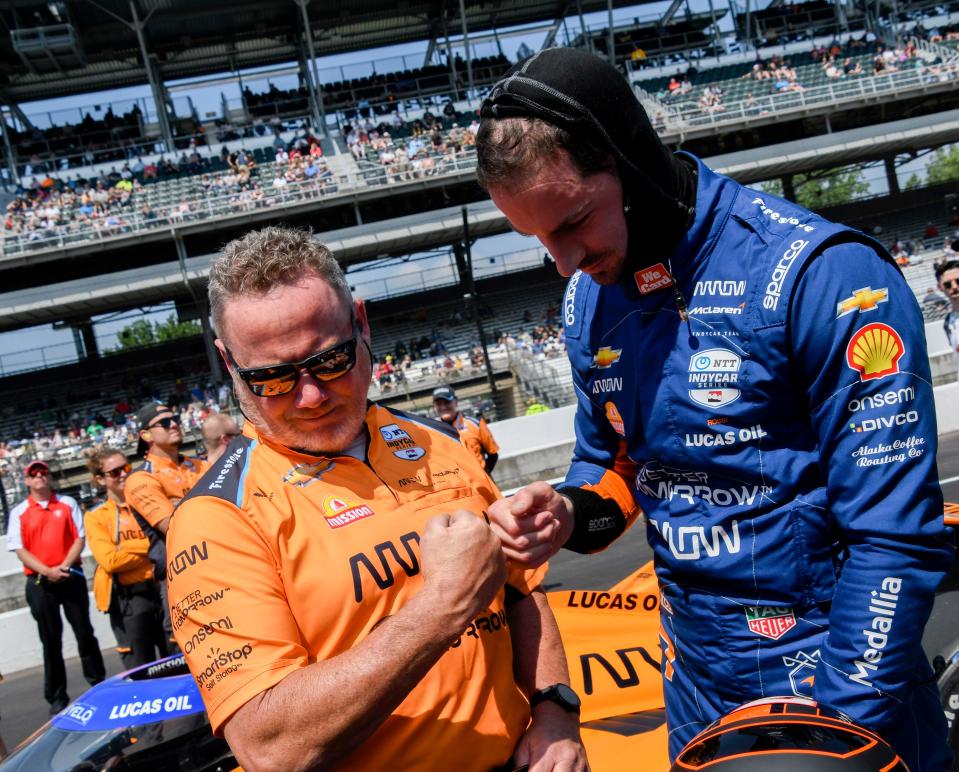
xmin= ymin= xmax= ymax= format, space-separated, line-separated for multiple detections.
xmin=6 ymin=459 xmax=105 ymax=714
xmin=937 ymin=257 xmax=959 ymax=376
xmin=124 ymin=403 xmax=209 ymax=648
xmin=432 ymin=386 xmax=499 ymax=475
xmin=201 ymin=413 xmax=241 ymax=464
xmin=85 ymin=448 xmax=167 ymax=668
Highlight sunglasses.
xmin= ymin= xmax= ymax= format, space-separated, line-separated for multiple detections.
xmin=100 ymin=463 xmax=132 ymax=479
xmin=148 ymin=415 xmax=181 ymax=430
xmin=28 ymin=469 xmax=50 ymax=478
xmin=943 ymin=279 xmax=959 ymax=289
xmin=225 ymin=322 xmax=360 ymax=398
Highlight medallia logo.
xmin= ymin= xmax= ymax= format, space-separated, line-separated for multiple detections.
xmin=687 ymin=348 xmax=741 ymax=408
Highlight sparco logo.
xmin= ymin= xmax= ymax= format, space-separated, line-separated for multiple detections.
xmin=649 ymin=518 xmax=741 ymax=561
xmin=849 ymin=577 xmax=901 ymax=687
xmin=564 ymin=271 xmax=582 ymax=326
xmin=763 ymin=239 xmax=809 ymax=310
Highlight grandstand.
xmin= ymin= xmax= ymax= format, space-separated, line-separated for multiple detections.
xmin=2 ymin=0 xmax=959 ymax=518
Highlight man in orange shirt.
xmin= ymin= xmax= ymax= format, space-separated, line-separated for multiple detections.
xmin=168 ymin=226 xmax=587 ymax=772
xmin=85 ymin=448 xmax=167 ymax=667
xmin=433 ymin=385 xmax=500 ymax=475
xmin=126 ymin=403 xmax=208 ymax=647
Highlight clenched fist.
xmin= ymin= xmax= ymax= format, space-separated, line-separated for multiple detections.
xmin=419 ymin=510 xmax=506 ymax=629
xmin=488 ymin=482 xmax=574 ymax=568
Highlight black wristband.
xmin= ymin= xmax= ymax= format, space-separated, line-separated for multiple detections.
xmin=555 ymin=486 xmax=627 ymax=554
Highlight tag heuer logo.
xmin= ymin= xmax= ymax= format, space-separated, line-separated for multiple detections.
xmin=745 ymin=606 xmax=796 ymax=640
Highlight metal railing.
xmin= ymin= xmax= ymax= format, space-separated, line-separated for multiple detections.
xmin=1 ymin=150 xmax=480 ymax=257
xmin=644 ymin=53 xmax=959 ymax=133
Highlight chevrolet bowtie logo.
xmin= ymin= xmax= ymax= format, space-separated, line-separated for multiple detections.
xmin=591 ymin=347 xmax=622 ymax=369
xmin=836 ymin=287 xmax=888 ymax=318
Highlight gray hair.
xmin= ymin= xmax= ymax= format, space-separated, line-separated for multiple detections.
xmin=208 ymin=226 xmax=351 ymax=336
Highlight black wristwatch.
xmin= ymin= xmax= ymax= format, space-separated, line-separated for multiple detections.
xmin=530 ymin=683 xmax=581 ymax=714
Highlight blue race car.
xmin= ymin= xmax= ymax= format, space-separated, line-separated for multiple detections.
xmin=0 ymin=655 xmax=236 ymax=772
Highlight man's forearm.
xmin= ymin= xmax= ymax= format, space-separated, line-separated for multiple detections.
xmin=507 ymin=588 xmax=570 ymax=694
xmin=61 ymin=538 xmax=84 ymax=568
xmin=15 ymin=548 xmax=50 ymax=576
xmin=224 ymin=588 xmax=471 ymax=772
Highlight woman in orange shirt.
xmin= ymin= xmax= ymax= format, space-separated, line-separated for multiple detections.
xmin=84 ymin=449 xmax=168 ymax=668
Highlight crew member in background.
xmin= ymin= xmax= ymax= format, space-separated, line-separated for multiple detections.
xmin=85 ymin=448 xmax=167 ymax=668
xmin=200 ymin=412 xmax=241 ymax=465
xmin=432 ymin=385 xmax=499 ymax=474
xmin=938 ymin=255 xmax=959 ymax=377
xmin=6 ymin=460 xmax=105 ymax=714
xmin=125 ymin=403 xmax=208 ymax=647
xmin=168 ymin=226 xmax=585 ymax=771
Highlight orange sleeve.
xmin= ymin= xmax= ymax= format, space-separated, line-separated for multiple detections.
xmin=84 ymin=509 xmax=152 ymax=575
xmin=167 ymin=496 xmax=309 ymax=736
xmin=581 ymin=440 xmax=641 ymax=529
xmin=125 ymin=472 xmax=175 ymax=527
xmin=479 ymin=418 xmax=499 ymax=455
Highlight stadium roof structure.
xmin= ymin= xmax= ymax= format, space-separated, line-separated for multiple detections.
xmin=1 ymin=0 xmax=649 ymax=104
xmin=5 ymin=105 xmax=959 ymax=331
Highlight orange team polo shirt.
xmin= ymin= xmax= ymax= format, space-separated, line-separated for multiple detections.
xmin=125 ymin=453 xmax=209 ymax=528
xmin=84 ymin=499 xmax=153 ymax=612
xmin=453 ymin=412 xmax=500 ymax=469
xmin=168 ymin=404 xmax=546 ymax=772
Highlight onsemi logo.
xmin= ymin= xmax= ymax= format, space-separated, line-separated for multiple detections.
xmin=634 ymin=263 xmax=674 ymax=294
xmin=591 ymin=347 xmax=622 ymax=369
xmin=846 ymin=323 xmax=905 ymax=382
xmin=322 ymin=495 xmax=375 ymax=530
xmin=835 ymin=286 xmax=888 ymax=318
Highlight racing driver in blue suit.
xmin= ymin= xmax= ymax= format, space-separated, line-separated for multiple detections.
xmin=480 ymin=47 xmax=955 ymax=769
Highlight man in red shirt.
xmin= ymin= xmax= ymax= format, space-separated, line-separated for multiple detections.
xmin=6 ymin=460 xmax=105 ymax=714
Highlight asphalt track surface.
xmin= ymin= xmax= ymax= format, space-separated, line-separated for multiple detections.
xmin=2 ymin=431 xmax=959 ymax=753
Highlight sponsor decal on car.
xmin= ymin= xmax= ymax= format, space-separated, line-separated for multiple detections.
xmin=783 ymin=649 xmax=820 ymax=698
xmin=846 ymin=323 xmax=905 ymax=381
xmin=745 ymin=606 xmax=796 ymax=640
xmin=687 ymin=348 xmax=741 ymax=408
xmin=591 ymin=347 xmax=622 ymax=369
xmin=321 ymin=496 xmax=375 ymax=529
xmin=836 ymin=287 xmax=888 ymax=318
xmin=635 ymin=263 xmax=674 ymax=294
xmin=64 ymin=702 xmax=97 ymax=726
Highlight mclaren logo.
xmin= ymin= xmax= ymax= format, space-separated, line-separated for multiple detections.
xmin=591 ymin=347 xmax=622 ymax=369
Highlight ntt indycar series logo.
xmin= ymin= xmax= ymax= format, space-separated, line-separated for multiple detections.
xmin=687 ymin=348 xmax=741 ymax=408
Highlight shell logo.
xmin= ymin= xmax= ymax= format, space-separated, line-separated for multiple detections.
xmin=321 ymin=495 xmax=375 ymax=530
xmin=846 ymin=323 xmax=905 ymax=382
xmin=605 ymin=402 xmax=625 ymax=436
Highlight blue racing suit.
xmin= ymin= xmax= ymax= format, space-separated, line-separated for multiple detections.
xmin=562 ymin=155 xmax=955 ymax=768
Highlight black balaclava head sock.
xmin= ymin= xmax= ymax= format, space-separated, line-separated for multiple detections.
xmin=479 ymin=47 xmax=696 ymax=271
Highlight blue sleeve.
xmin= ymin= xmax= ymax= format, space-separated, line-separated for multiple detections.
xmin=789 ymin=242 xmax=955 ymax=729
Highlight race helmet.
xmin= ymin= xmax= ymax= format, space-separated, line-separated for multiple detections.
xmin=670 ymin=697 xmax=908 ymax=771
